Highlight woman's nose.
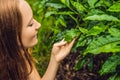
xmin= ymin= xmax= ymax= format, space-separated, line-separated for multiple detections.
xmin=34 ymin=19 xmax=41 ymax=30
xmin=36 ymin=22 xmax=41 ymax=29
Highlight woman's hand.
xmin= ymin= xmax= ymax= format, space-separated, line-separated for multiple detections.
xmin=51 ymin=38 xmax=76 ymax=63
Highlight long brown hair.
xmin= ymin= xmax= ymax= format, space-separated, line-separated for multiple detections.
xmin=0 ymin=0 xmax=33 ymax=80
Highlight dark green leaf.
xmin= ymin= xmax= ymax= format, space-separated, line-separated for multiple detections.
xmin=99 ymin=54 xmax=120 ymax=75
xmin=74 ymin=57 xmax=87 ymax=70
xmin=108 ymin=74 xmax=120 ymax=80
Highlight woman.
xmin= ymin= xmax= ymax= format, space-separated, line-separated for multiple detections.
xmin=0 ymin=0 xmax=75 ymax=80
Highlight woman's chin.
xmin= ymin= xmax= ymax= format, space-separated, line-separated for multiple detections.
xmin=31 ymin=39 xmax=38 ymax=47
xmin=25 ymin=39 xmax=38 ymax=48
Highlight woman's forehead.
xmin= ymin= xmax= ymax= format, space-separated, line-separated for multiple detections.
xmin=19 ymin=0 xmax=33 ymax=27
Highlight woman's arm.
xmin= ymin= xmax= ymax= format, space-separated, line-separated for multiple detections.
xmin=29 ymin=39 xmax=76 ymax=80
xmin=41 ymin=54 xmax=59 ymax=80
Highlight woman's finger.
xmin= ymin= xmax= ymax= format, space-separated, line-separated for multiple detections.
xmin=53 ymin=41 xmax=67 ymax=47
xmin=68 ymin=38 xmax=76 ymax=48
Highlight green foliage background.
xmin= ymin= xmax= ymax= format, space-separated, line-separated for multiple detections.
xmin=27 ymin=0 xmax=120 ymax=79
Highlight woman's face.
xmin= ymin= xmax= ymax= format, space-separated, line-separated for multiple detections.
xmin=19 ymin=0 xmax=41 ymax=48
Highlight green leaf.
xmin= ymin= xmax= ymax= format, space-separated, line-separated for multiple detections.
xmin=55 ymin=31 xmax=66 ymax=42
xmin=79 ymin=27 xmax=88 ymax=34
xmin=85 ymin=42 xmax=120 ymax=54
xmin=59 ymin=19 xmax=66 ymax=27
xmin=45 ymin=11 xmax=56 ymax=17
xmin=84 ymin=14 xmax=120 ymax=22
xmin=64 ymin=29 xmax=80 ymax=42
xmin=95 ymin=0 xmax=111 ymax=7
xmin=71 ymin=1 xmax=86 ymax=12
xmin=75 ymin=35 xmax=87 ymax=47
xmin=88 ymin=59 xmax=93 ymax=72
xmin=87 ymin=25 xmax=106 ymax=36
xmin=87 ymin=9 xmax=105 ymax=16
xmin=55 ymin=16 xmax=67 ymax=27
xmin=45 ymin=11 xmax=74 ymax=17
xmin=61 ymin=0 xmax=66 ymax=4
xmin=46 ymin=3 xmax=66 ymax=9
xmin=74 ymin=57 xmax=87 ymax=70
xmin=61 ymin=0 xmax=70 ymax=7
xmin=108 ymin=74 xmax=120 ymax=80
xmin=108 ymin=3 xmax=120 ymax=12
xmin=83 ymin=36 xmax=120 ymax=55
xmin=87 ymin=0 xmax=98 ymax=8
xmin=99 ymin=54 xmax=120 ymax=75
xmin=108 ymin=28 xmax=120 ymax=37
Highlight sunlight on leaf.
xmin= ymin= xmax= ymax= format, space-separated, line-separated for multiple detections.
xmin=84 ymin=14 xmax=120 ymax=22
xmin=108 ymin=3 xmax=120 ymax=12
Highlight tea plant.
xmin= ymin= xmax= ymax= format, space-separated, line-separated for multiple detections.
xmin=27 ymin=0 xmax=120 ymax=79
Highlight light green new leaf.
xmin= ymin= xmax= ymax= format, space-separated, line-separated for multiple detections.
xmin=108 ymin=3 xmax=120 ymax=12
xmin=46 ymin=3 xmax=66 ymax=9
xmin=87 ymin=0 xmax=98 ymax=8
xmin=71 ymin=1 xmax=86 ymax=12
xmin=84 ymin=14 xmax=120 ymax=22
xmin=61 ymin=0 xmax=66 ymax=4
xmin=79 ymin=27 xmax=88 ymax=34
xmin=61 ymin=0 xmax=70 ymax=7
xmin=99 ymin=54 xmax=120 ymax=75
xmin=45 ymin=11 xmax=56 ymax=17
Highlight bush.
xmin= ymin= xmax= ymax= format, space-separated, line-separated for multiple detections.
xmin=27 ymin=0 xmax=120 ymax=79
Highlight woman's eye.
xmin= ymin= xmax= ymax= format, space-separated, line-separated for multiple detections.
xmin=28 ymin=22 xmax=34 ymax=26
